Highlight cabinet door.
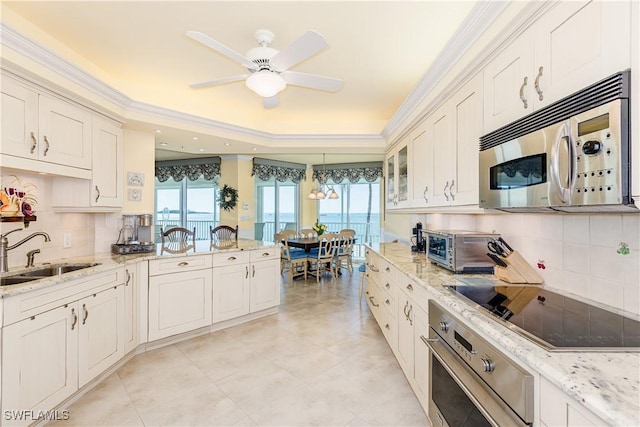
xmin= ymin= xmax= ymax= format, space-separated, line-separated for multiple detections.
xmin=396 ymin=145 xmax=410 ymax=206
xmin=1 ymin=77 xmax=38 ymax=159
xmin=91 ymin=117 xmax=123 ymax=207
xmin=483 ymin=32 xmax=535 ymax=132
xmin=250 ymin=259 xmax=281 ymax=312
xmin=411 ymin=126 xmax=433 ymax=207
xmin=78 ymin=285 xmax=125 ymax=387
xmin=385 ymin=152 xmax=396 ymax=208
xmin=451 ymin=75 xmax=482 ymax=206
xmin=212 ymin=264 xmax=250 ymax=322
xmin=38 ymin=95 xmax=92 ymax=169
xmin=534 ymin=0 xmax=631 ymax=110
xmin=413 ymin=304 xmax=429 ymax=412
xmin=1 ymin=304 xmax=78 ymax=424
xmin=431 ymin=103 xmax=454 ymax=206
xmin=124 ymin=267 xmax=138 ymax=353
xmin=148 ymin=269 xmax=213 ymax=341
xmin=396 ymin=293 xmax=414 ymax=379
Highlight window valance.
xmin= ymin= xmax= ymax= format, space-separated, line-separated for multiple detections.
xmin=155 ymin=157 xmax=221 ymax=182
xmin=312 ymin=161 xmax=383 ymax=184
xmin=252 ymin=158 xmax=307 ymax=183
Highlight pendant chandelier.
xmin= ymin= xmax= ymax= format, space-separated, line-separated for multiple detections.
xmin=308 ymin=154 xmax=339 ymax=200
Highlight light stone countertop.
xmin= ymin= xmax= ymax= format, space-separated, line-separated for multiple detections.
xmin=0 ymin=239 xmax=279 ymax=298
xmin=369 ymin=242 xmax=640 ymax=427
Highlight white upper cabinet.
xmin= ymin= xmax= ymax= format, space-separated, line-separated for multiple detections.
xmin=91 ymin=117 xmax=123 ymax=207
xmin=410 ymin=125 xmax=432 ymax=208
xmin=385 ymin=142 xmax=411 ymax=210
xmin=484 ymin=0 xmax=631 ymax=132
xmin=1 ymin=76 xmax=92 ymax=171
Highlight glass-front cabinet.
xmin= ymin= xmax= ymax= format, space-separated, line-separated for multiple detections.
xmin=385 ymin=142 xmax=410 ymax=209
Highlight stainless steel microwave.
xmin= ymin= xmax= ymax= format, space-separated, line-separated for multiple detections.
xmin=479 ymin=70 xmax=635 ymax=213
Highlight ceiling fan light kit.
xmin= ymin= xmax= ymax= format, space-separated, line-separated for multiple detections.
xmin=187 ymin=28 xmax=343 ymax=108
xmin=245 ymin=70 xmax=286 ymax=98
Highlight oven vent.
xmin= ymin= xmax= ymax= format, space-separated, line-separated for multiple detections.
xmin=480 ymin=69 xmax=630 ymax=151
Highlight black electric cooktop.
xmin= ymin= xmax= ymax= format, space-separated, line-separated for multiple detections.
xmin=445 ymin=278 xmax=640 ymax=351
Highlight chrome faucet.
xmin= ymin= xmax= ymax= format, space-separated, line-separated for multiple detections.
xmin=0 ymin=229 xmax=52 ymax=273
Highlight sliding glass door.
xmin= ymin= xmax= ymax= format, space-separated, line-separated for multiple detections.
xmin=255 ymin=177 xmax=299 ymax=242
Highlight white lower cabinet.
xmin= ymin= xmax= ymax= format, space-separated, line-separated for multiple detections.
xmin=148 ymin=268 xmax=213 ymax=342
xmin=396 ymin=279 xmax=430 ymax=413
xmin=77 ymin=286 xmax=125 ymax=387
xmin=212 ymin=248 xmax=280 ymax=323
xmin=1 ymin=304 xmax=78 ymax=426
xmin=123 ymin=266 xmax=139 ymax=354
xmin=1 ymin=283 xmax=125 ymax=426
xmin=540 ymin=377 xmax=607 ymax=427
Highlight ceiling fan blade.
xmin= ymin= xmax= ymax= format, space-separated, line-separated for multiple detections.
xmin=263 ymin=95 xmax=279 ymax=109
xmin=270 ymin=30 xmax=328 ymax=71
xmin=186 ymin=31 xmax=256 ymax=70
xmin=189 ymin=75 xmax=248 ymax=89
xmin=281 ymin=71 xmax=343 ymax=92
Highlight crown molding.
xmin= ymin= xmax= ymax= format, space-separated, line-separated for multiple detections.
xmin=0 ymin=22 xmax=383 ymax=147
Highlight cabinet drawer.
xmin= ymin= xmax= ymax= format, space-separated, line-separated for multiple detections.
xmin=212 ymin=251 xmax=250 ymax=267
xmin=3 ymin=267 xmax=124 ymax=325
xmin=250 ymin=247 xmax=279 ymax=262
xmin=379 ymin=258 xmax=397 ymax=283
xmin=397 ymin=273 xmax=429 ymax=307
xmin=149 ymin=254 xmax=212 ymax=276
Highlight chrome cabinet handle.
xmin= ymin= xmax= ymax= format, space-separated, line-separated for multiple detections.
xmin=443 ymin=181 xmax=450 ymax=201
xmin=95 ymin=185 xmax=100 ymax=203
xmin=368 ymin=296 xmax=380 ymax=307
xmin=252 ymin=265 xmax=255 ymax=277
xmin=82 ymin=303 xmax=88 ymax=325
xmin=71 ymin=308 xmax=78 ymax=330
xmin=519 ymin=76 xmax=528 ymax=108
xmin=246 ymin=266 xmax=249 ymax=278
xmin=449 ymin=179 xmax=455 ymax=201
xmin=406 ymin=284 xmax=413 ymax=292
xmin=30 ymin=132 xmax=37 ymax=153
xmin=534 ymin=66 xmax=544 ymax=101
xmin=403 ymin=301 xmax=410 ymax=319
xmin=423 ymin=186 xmax=429 ymax=203
xmin=43 ymin=135 xmax=50 ymax=156
xmin=408 ymin=304 xmax=413 ymax=326
xmin=228 ymin=256 xmax=237 ymax=261
xmin=177 ymin=261 xmax=189 ymax=267
xmin=262 ymin=252 xmax=270 ymax=257
xmin=125 ymin=269 xmax=131 ymax=286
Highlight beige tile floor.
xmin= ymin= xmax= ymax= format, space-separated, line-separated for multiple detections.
xmin=52 ymin=267 xmax=429 ymax=426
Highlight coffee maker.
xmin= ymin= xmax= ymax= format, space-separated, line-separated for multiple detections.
xmin=111 ymin=214 xmax=156 ymax=254
xmin=411 ymin=222 xmax=425 ymax=252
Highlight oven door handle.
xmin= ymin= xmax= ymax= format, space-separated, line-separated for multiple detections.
xmin=422 ymin=335 xmax=529 ymax=427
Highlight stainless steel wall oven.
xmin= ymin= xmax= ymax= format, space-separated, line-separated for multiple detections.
xmin=424 ymin=301 xmax=534 ymax=426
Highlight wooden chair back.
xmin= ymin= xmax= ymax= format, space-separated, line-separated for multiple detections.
xmin=210 ymin=225 xmax=238 ymax=247
xmin=299 ymin=228 xmax=317 ymax=239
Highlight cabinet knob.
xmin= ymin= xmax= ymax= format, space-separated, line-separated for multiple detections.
xmin=481 ymin=357 xmax=496 ymax=372
xmin=439 ymin=320 xmax=449 ymax=332
xmin=406 ymin=284 xmax=413 ymax=292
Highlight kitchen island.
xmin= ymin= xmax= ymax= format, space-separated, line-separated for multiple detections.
xmin=366 ymin=242 xmax=639 ymax=427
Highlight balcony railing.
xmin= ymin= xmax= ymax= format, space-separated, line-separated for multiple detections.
xmin=156 ymin=219 xmax=380 ymax=260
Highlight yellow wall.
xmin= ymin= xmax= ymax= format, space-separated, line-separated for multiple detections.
xmin=122 ymin=129 xmax=155 ymax=215
xmin=300 ymin=166 xmax=318 ymax=228
xmin=219 ymin=155 xmax=254 ymax=237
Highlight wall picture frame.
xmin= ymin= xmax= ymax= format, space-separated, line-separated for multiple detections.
xmin=127 ymin=172 xmax=145 ymax=186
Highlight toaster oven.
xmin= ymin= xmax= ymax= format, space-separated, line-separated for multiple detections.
xmin=426 ymin=230 xmax=499 ymax=274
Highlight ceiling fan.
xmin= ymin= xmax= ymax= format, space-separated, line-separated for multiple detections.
xmin=186 ymin=29 xmax=343 ymax=108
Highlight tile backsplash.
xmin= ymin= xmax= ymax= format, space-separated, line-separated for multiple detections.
xmin=391 ymin=212 xmax=640 ymax=316
xmin=1 ymin=172 xmax=121 ymax=269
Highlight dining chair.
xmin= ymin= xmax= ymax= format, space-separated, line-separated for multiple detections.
xmin=334 ymin=231 xmax=355 ymax=276
xmin=299 ymin=228 xmax=317 ymax=239
xmin=340 ymin=229 xmax=356 ymax=237
xmin=210 ymin=225 xmax=238 ymax=247
xmin=358 ymin=263 xmax=367 ymax=300
xmin=276 ymin=231 xmax=310 ymax=282
xmin=308 ymin=234 xmax=338 ymax=282
xmin=160 ymin=226 xmax=196 ymax=252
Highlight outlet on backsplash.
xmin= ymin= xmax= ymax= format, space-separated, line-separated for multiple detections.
xmin=63 ymin=233 xmax=72 ymax=248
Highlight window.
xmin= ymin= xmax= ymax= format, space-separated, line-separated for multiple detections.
xmin=255 ymin=177 xmax=299 ymax=242
xmin=155 ymin=176 xmax=219 ymax=240
xmin=318 ymin=178 xmax=381 ymax=257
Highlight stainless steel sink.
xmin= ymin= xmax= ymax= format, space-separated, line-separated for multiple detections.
xmin=0 ymin=263 xmax=101 ymax=286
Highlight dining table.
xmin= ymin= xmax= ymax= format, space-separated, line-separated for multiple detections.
xmin=284 ymin=236 xmax=357 ymax=253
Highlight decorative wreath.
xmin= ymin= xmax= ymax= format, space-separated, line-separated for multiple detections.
xmin=219 ymin=184 xmax=239 ymax=212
